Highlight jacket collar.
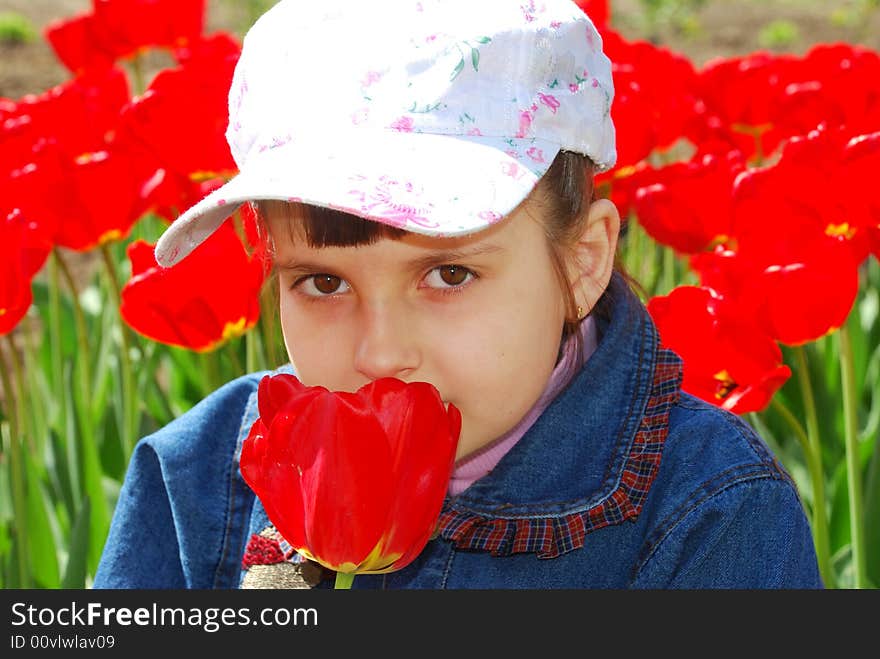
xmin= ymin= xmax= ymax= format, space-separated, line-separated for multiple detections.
xmin=438 ymin=272 xmax=684 ymax=558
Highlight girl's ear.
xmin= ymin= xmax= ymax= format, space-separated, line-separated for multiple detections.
xmin=566 ymin=198 xmax=620 ymax=315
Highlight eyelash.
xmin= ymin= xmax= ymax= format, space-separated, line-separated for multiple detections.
xmin=290 ymin=265 xmax=478 ymax=299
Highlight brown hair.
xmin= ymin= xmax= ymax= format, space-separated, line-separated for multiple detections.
xmin=253 ymin=150 xmax=638 ymax=359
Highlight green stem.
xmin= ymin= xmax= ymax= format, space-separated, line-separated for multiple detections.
xmin=201 ymin=350 xmax=222 ymax=394
xmin=839 ymin=325 xmax=867 ymax=588
xmin=48 ymin=254 xmax=77 ymax=500
xmin=260 ymin=280 xmax=280 ymax=368
xmin=99 ymin=243 xmax=138 ymax=462
xmin=334 ymin=571 xmax=355 ymax=589
xmin=21 ymin=315 xmax=47 ymax=458
xmin=0 ymin=338 xmax=29 ymax=587
xmin=246 ymin=330 xmax=257 ymax=374
xmin=770 ymin=395 xmax=834 ymax=587
xmin=6 ymin=336 xmax=28 ymax=453
xmin=661 ymin=246 xmax=675 ymax=295
xmin=54 ymin=250 xmax=93 ymax=436
xmin=131 ymin=52 xmax=146 ymax=95
xmin=226 ymin=341 xmax=244 ymax=376
xmin=793 ymin=345 xmax=835 ymax=589
xmin=54 ymin=250 xmax=108 ymax=572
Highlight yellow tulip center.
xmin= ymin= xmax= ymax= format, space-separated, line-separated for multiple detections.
xmin=713 ymin=369 xmax=737 ymax=400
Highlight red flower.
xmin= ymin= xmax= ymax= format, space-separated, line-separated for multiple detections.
xmin=689 ymin=46 xmax=880 ymax=163
xmin=118 ymin=34 xmax=239 ymax=183
xmin=240 ymin=373 xmax=461 ymax=575
xmin=5 ymin=135 xmax=156 ymax=252
xmin=0 ymin=209 xmax=51 ymax=336
xmin=594 ymin=160 xmax=655 ymax=221
xmin=574 ymin=1 xmax=610 ymax=29
xmin=795 ymin=44 xmax=880 ymax=138
xmin=45 ymin=0 xmax=205 ymax=73
xmin=839 ymin=131 xmax=880 ymax=247
xmin=44 ymin=14 xmax=116 ymax=73
xmin=689 ymin=52 xmax=801 ymax=160
xmin=632 ymin=150 xmax=746 ymax=254
xmin=602 ymin=30 xmax=699 ymax=165
xmin=3 ymin=67 xmax=130 ymax=173
xmin=692 ymin=239 xmax=860 ymax=347
xmin=120 ymin=220 xmax=267 ymax=351
xmin=719 ymin=127 xmax=865 ymax=345
xmin=647 ymin=286 xmax=790 ymax=414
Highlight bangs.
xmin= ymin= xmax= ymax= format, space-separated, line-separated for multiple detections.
xmin=255 ymin=200 xmax=407 ymax=249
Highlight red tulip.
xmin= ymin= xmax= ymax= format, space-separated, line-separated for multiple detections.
xmin=45 ymin=0 xmax=205 ymax=73
xmin=574 ymin=1 xmax=610 ymax=30
xmin=8 ymin=140 xmax=155 ymax=252
xmin=3 ymin=67 xmax=130 ymax=172
xmin=240 ymin=373 xmax=461 ymax=575
xmin=723 ymin=128 xmax=864 ymax=345
xmin=595 ymin=160 xmax=655 ymax=221
xmin=632 ymin=150 xmax=746 ymax=254
xmin=44 ymin=13 xmax=116 ymax=74
xmin=647 ymin=285 xmax=790 ymax=414
xmin=602 ymin=30 xmax=699 ymax=165
xmin=0 ymin=209 xmax=51 ymax=336
xmin=118 ymin=35 xmax=239 ymax=183
xmin=795 ymin=44 xmax=880 ymax=137
xmin=689 ymin=46 xmax=880 ymax=164
xmin=119 ymin=220 xmax=267 ymax=351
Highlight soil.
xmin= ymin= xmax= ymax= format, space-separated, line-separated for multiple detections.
xmin=2 ymin=0 xmax=879 ymax=99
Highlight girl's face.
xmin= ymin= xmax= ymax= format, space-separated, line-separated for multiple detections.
xmin=268 ymin=202 xmax=569 ymax=461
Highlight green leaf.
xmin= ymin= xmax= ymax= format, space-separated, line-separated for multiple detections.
xmin=828 ymin=458 xmax=850 ymax=555
xmin=61 ymin=497 xmax=90 ymax=589
xmin=0 ymin=522 xmax=10 ymax=588
xmin=864 ymin=424 xmax=880 ymax=587
xmin=471 ymin=47 xmax=480 ymax=71
xmin=32 ymin=280 xmax=77 ymax=367
xmin=450 ymin=57 xmax=465 ymax=80
xmin=24 ymin=450 xmax=60 ymax=588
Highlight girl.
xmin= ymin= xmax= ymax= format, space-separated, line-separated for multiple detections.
xmin=93 ymin=0 xmax=822 ymax=589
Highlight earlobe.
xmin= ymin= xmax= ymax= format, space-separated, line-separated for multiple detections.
xmin=567 ymin=198 xmax=621 ymax=314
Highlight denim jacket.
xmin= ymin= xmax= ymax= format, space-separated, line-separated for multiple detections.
xmin=93 ymin=273 xmax=823 ymax=589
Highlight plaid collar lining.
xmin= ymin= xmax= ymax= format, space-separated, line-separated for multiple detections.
xmin=436 ymin=346 xmax=682 ymax=559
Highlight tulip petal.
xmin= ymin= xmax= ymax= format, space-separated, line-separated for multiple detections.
xmin=356 ymin=379 xmax=460 ymax=571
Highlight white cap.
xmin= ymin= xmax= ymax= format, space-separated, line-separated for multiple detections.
xmin=155 ymin=0 xmax=616 ymax=267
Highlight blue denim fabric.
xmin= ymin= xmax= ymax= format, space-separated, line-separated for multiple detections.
xmin=93 ymin=273 xmax=823 ymax=589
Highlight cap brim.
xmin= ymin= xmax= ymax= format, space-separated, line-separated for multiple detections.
xmin=154 ymin=130 xmax=560 ymax=267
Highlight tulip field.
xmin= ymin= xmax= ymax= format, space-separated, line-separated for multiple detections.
xmin=0 ymin=0 xmax=878 ymax=589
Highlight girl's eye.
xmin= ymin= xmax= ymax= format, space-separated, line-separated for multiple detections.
xmin=296 ymin=274 xmax=350 ymax=297
xmin=424 ymin=265 xmax=474 ymax=289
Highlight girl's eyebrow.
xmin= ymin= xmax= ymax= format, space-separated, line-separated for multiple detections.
xmin=278 ymin=242 xmax=505 ymax=273
xmin=404 ymin=242 xmax=505 ymax=272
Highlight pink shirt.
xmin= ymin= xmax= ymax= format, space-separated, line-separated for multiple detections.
xmin=447 ymin=316 xmax=599 ymax=496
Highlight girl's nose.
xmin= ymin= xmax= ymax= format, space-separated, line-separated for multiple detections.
xmin=353 ymin=303 xmax=420 ymax=381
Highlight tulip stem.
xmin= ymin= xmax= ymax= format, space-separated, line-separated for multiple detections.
xmin=838 ymin=324 xmax=867 ymax=588
xmin=260 ymin=280 xmax=280 ymax=368
xmin=54 ymin=249 xmax=95 ymax=440
xmin=246 ymin=330 xmax=257 ymax=375
xmin=49 ymin=254 xmax=80 ymax=506
xmin=131 ymin=53 xmax=146 ymax=96
xmin=334 ymin=572 xmax=355 ymax=589
xmin=792 ymin=345 xmax=834 ymax=589
xmin=0 ymin=337 xmax=29 ymax=587
xmin=770 ymin=394 xmax=834 ymax=588
xmin=100 ymin=243 xmax=138 ymax=462
xmin=55 ymin=249 xmax=109 ymax=572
